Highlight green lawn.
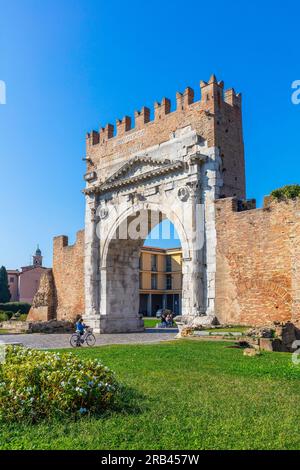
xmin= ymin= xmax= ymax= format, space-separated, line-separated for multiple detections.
xmin=143 ymin=317 xmax=159 ymax=328
xmin=143 ymin=317 xmax=177 ymax=328
xmin=205 ymin=326 xmax=250 ymax=334
xmin=1 ymin=340 xmax=300 ymax=450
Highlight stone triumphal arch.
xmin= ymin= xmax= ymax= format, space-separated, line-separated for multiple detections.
xmin=81 ymin=76 xmax=246 ymax=333
xmin=83 ymin=126 xmax=223 ymax=333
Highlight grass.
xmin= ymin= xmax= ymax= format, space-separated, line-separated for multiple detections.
xmin=143 ymin=318 xmax=248 ymax=332
xmin=1 ymin=340 xmax=300 ymax=450
xmin=143 ymin=317 xmax=159 ymax=328
xmin=0 ymin=329 xmax=10 ymax=335
xmin=205 ymin=326 xmax=250 ymax=334
xmin=143 ymin=317 xmax=177 ymax=328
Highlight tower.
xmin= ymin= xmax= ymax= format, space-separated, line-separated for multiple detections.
xmin=33 ymin=245 xmax=43 ymax=267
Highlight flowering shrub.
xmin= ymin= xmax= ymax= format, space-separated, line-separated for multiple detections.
xmin=0 ymin=346 xmax=119 ymax=422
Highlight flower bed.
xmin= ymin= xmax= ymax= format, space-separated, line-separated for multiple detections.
xmin=0 ymin=346 xmax=119 ymax=422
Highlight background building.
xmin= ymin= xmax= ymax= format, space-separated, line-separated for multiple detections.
xmin=139 ymin=247 xmax=182 ymax=317
xmin=6 ymin=270 xmax=19 ymax=302
xmin=7 ymin=246 xmax=49 ymax=304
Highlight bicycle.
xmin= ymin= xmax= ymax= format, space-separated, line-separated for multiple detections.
xmin=70 ymin=327 xmax=96 ymax=348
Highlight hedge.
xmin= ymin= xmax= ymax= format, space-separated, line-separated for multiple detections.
xmin=0 ymin=302 xmax=31 ymax=315
xmin=0 ymin=311 xmax=14 ymax=321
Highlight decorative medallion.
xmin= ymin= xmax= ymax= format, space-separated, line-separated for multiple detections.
xmin=177 ymin=186 xmax=190 ymax=202
xmin=99 ymin=207 xmax=109 ymax=220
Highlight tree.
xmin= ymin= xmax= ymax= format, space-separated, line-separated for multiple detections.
xmin=0 ymin=266 xmax=11 ymax=303
xmin=271 ymin=184 xmax=300 ymax=200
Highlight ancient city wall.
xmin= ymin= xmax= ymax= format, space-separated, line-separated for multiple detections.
xmin=215 ymin=197 xmax=300 ymax=326
xmin=52 ymin=230 xmax=85 ymax=321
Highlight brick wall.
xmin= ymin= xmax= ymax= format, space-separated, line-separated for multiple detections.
xmin=85 ymin=75 xmax=245 ymax=199
xmin=52 ymin=230 xmax=85 ymax=321
xmin=215 ymin=197 xmax=300 ymax=326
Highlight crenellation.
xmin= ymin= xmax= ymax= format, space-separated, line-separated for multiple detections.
xmin=200 ymin=80 xmax=208 ymax=89
xmin=53 ymin=235 xmax=69 ymax=250
xmin=99 ymin=123 xmax=114 ymax=143
xmin=208 ymin=73 xmax=218 ymax=84
xmin=200 ymin=75 xmax=225 ymax=111
xmin=86 ymin=77 xmax=242 ymax=156
xmin=224 ymin=88 xmax=242 ymax=108
xmin=176 ymin=87 xmax=194 ymax=110
xmin=134 ymin=106 xmax=150 ymax=128
xmin=154 ymin=97 xmax=171 ymax=120
xmin=116 ymin=116 xmax=131 ymax=135
xmin=91 ymin=130 xmax=100 ymax=145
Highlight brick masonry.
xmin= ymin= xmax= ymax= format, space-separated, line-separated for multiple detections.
xmin=51 ymin=230 xmax=85 ymax=321
xmin=215 ymin=197 xmax=300 ymax=326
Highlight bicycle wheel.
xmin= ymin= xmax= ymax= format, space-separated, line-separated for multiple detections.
xmin=86 ymin=333 xmax=96 ymax=347
xmin=70 ymin=333 xmax=80 ymax=348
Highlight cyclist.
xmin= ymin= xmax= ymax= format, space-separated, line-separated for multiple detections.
xmin=75 ymin=317 xmax=86 ymax=346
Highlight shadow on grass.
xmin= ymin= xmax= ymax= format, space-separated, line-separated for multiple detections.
xmin=0 ymin=384 xmax=147 ymax=428
xmin=65 ymin=383 xmax=148 ymax=424
xmin=110 ymin=383 xmax=148 ymax=417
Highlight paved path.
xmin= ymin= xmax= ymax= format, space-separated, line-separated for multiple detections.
xmin=0 ymin=328 xmax=178 ymax=350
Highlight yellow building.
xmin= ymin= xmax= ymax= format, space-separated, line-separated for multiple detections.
xmin=139 ymin=246 xmax=182 ymax=317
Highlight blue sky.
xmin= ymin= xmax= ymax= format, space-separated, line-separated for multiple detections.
xmin=0 ymin=0 xmax=299 ymax=268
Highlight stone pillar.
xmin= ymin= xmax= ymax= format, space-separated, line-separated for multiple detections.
xmin=202 ymin=147 xmax=223 ymax=319
xmin=147 ymin=293 xmax=152 ymax=317
xmin=180 ymin=146 xmax=222 ymax=327
xmin=98 ymin=238 xmax=145 ymax=333
xmin=189 ymin=181 xmax=205 ymax=316
xmin=83 ymin=194 xmax=100 ymax=332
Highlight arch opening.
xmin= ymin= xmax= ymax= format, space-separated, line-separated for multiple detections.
xmin=139 ymin=219 xmax=182 ymax=319
xmin=99 ymin=208 xmax=186 ymax=333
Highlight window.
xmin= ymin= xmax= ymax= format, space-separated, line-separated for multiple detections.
xmin=10 ymin=277 xmax=14 ymax=283
xmin=166 ymin=255 xmax=172 ymax=272
xmin=151 ymin=274 xmax=157 ymax=290
xmin=151 ymin=254 xmax=157 ymax=271
xmin=166 ymin=274 xmax=172 ymax=290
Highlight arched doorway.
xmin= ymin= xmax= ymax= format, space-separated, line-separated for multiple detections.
xmin=97 ymin=205 xmax=191 ymax=333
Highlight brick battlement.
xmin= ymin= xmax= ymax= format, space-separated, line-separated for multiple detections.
xmin=85 ymin=74 xmax=245 ymax=200
xmin=86 ymin=75 xmax=242 ymax=147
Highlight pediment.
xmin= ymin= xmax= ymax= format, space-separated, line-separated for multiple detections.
xmin=90 ymin=156 xmax=184 ymax=194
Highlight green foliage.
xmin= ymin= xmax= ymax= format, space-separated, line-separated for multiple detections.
xmin=0 ymin=346 xmax=119 ymax=423
xmin=0 ymin=267 xmax=11 ymax=303
xmin=19 ymin=314 xmax=28 ymax=322
xmin=271 ymin=184 xmax=300 ymax=200
xmin=143 ymin=317 xmax=177 ymax=328
xmin=143 ymin=318 xmax=159 ymax=328
xmin=0 ymin=303 xmax=31 ymax=315
xmin=1 ymin=341 xmax=300 ymax=450
xmin=0 ymin=312 xmax=10 ymax=322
